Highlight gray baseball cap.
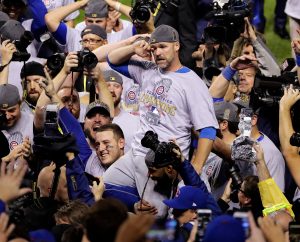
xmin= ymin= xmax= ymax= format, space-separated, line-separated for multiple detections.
xmin=85 ymin=0 xmax=108 ymax=18
xmin=103 ymin=70 xmax=123 ymax=85
xmin=85 ymin=100 xmax=111 ymax=118
xmin=81 ymin=24 xmax=107 ymax=39
xmin=149 ymin=25 xmax=179 ymax=44
xmin=214 ymin=101 xmax=239 ymax=123
xmin=0 ymin=20 xmax=25 ymax=41
xmin=0 ymin=84 xmax=20 ymax=109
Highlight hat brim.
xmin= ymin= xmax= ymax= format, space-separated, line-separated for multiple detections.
xmin=85 ymin=106 xmax=110 ymax=118
xmin=163 ymin=198 xmax=195 ymax=210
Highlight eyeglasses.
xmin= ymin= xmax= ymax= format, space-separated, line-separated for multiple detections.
xmin=80 ymin=38 xmax=103 ymax=45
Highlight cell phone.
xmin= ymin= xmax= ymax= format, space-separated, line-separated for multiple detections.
xmin=233 ymin=212 xmax=250 ymax=238
xmin=146 ymin=218 xmax=178 ymax=241
xmin=289 ymin=222 xmax=300 ymax=242
xmin=197 ymin=209 xmax=212 ymax=240
xmin=84 ymin=172 xmax=100 ymax=186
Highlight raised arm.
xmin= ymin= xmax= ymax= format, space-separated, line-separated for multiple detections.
xmin=279 ymin=87 xmax=300 ymax=187
xmin=209 ymin=54 xmax=257 ymax=98
xmin=45 ymin=0 xmax=88 ymax=33
xmin=105 ymin=0 xmax=132 ymax=19
xmin=34 ymin=52 xmax=79 ymax=129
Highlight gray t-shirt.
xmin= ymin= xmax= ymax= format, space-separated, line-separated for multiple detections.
xmin=113 ymin=108 xmax=140 ymax=153
xmin=125 ymin=60 xmax=218 ymax=158
xmin=85 ymin=151 xmax=106 ymax=177
xmin=2 ymin=111 xmax=34 ymax=151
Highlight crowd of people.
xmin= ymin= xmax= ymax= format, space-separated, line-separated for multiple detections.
xmin=0 ymin=0 xmax=300 ymax=241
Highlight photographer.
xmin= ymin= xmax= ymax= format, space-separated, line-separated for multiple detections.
xmin=279 ymin=86 xmax=300 ymax=220
xmin=132 ymin=136 xmax=221 ymax=217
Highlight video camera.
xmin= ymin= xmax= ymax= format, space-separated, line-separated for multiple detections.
xmin=204 ymin=0 xmax=250 ymax=44
xmin=227 ymin=164 xmax=243 ymax=203
xmin=141 ymin=131 xmax=181 ymax=169
xmin=47 ymin=48 xmax=98 ymax=73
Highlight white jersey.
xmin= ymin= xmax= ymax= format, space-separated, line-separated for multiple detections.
xmin=285 ymin=0 xmax=300 ymax=20
xmin=42 ymin=0 xmax=79 ymax=21
xmin=113 ymin=108 xmax=140 ymax=153
xmin=126 ymin=60 xmax=219 ymax=158
xmin=2 ymin=111 xmax=34 ymax=151
xmin=85 ymin=151 xmax=106 ymax=177
xmin=66 ymin=27 xmax=82 ymax=52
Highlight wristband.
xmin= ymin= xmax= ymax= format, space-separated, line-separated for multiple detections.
xmin=115 ymin=2 xmax=121 ymax=11
xmin=222 ymin=65 xmax=237 ymax=81
xmin=296 ymin=54 xmax=300 ymax=67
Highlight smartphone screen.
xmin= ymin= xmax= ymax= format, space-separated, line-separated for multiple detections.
xmin=146 ymin=219 xmax=177 ymax=241
xmin=197 ymin=209 xmax=212 ymax=240
xmin=289 ymin=222 xmax=300 ymax=242
xmin=233 ymin=212 xmax=250 ymax=238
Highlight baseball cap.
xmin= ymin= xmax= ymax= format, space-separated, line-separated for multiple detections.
xmin=0 ymin=19 xmax=25 ymax=41
xmin=81 ymin=24 xmax=107 ymax=40
xmin=85 ymin=0 xmax=108 ymax=18
xmin=0 ymin=11 xmax=9 ymax=28
xmin=163 ymin=186 xmax=208 ymax=210
xmin=214 ymin=101 xmax=239 ymax=123
xmin=85 ymin=100 xmax=111 ymax=118
xmin=20 ymin=61 xmax=46 ymax=79
xmin=29 ymin=229 xmax=56 ymax=242
xmin=149 ymin=25 xmax=179 ymax=44
xmin=103 ymin=70 xmax=123 ymax=85
xmin=0 ymin=84 xmax=20 ymax=109
xmin=203 ymin=215 xmax=245 ymax=242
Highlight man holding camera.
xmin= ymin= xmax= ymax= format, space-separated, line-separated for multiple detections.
xmin=279 ymin=86 xmax=300 ymax=220
xmin=103 ymin=25 xmax=218 ymax=216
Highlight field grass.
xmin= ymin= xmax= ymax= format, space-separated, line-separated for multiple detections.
xmin=77 ymin=0 xmax=292 ymax=64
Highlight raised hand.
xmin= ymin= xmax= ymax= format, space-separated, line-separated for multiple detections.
xmin=0 ymin=161 xmax=31 ymax=203
xmin=0 ymin=40 xmax=17 ymax=65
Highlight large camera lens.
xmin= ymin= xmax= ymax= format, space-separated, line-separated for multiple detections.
xmin=82 ymin=52 xmax=98 ymax=70
xmin=47 ymin=53 xmax=66 ymax=72
xmin=141 ymin=131 xmax=160 ymax=151
xmin=135 ymin=7 xmax=151 ymax=23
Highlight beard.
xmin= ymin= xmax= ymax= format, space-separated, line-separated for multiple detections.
xmin=153 ymin=173 xmax=175 ymax=198
xmin=114 ymin=96 xmax=121 ymax=108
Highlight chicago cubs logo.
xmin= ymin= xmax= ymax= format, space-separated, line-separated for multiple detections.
xmin=156 ymin=86 xmax=165 ymax=95
xmin=127 ymin=90 xmax=136 ymax=101
xmin=154 ymin=78 xmax=172 ymax=97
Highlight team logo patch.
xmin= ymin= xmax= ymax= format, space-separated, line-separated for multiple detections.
xmin=127 ymin=91 xmax=136 ymax=101
xmin=156 ymin=86 xmax=165 ymax=95
xmin=154 ymin=78 xmax=172 ymax=97
xmin=8 ymin=132 xmax=23 ymax=151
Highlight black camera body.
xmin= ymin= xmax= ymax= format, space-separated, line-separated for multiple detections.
xmin=130 ymin=0 xmax=159 ymax=23
xmin=205 ymin=0 xmax=250 ymax=43
xmin=141 ymin=131 xmax=181 ymax=169
xmin=11 ymin=31 xmax=34 ymax=62
xmin=47 ymin=49 xmax=98 ymax=73
xmin=227 ymin=164 xmax=243 ymax=203
xmin=71 ymin=49 xmax=98 ymax=72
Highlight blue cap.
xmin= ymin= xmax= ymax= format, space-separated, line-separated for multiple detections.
xmin=203 ymin=215 xmax=246 ymax=242
xmin=29 ymin=229 xmax=56 ymax=242
xmin=163 ymin=186 xmax=208 ymax=210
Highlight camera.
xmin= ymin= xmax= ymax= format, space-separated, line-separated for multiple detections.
xmin=46 ymin=53 xmax=66 ymax=73
xmin=0 ymin=111 xmax=7 ymax=130
xmin=44 ymin=103 xmax=60 ymax=137
xmin=228 ymin=165 xmax=243 ymax=203
xmin=71 ymin=48 xmax=98 ymax=72
xmin=290 ymin=132 xmax=300 ymax=147
xmin=146 ymin=218 xmax=178 ymax=241
xmin=141 ymin=131 xmax=181 ymax=169
xmin=47 ymin=49 xmax=98 ymax=73
xmin=205 ymin=0 xmax=250 ymax=43
xmin=233 ymin=212 xmax=250 ymax=238
xmin=130 ymin=0 xmax=159 ymax=23
xmin=11 ymin=31 xmax=34 ymax=62
xmin=197 ymin=209 xmax=212 ymax=241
